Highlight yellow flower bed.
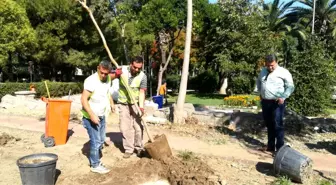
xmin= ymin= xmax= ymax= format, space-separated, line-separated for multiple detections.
xmin=223 ymin=95 xmax=260 ymax=107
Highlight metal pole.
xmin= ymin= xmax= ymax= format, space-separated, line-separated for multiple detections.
xmin=312 ymin=0 xmax=316 ymax=34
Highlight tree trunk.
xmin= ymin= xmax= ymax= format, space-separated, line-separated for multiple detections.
xmin=8 ymin=52 xmax=13 ymax=81
xmin=156 ymin=45 xmax=166 ymax=96
xmin=51 ymin=66 xmax=56 ymax=81
xmin=156 ymin=47 xmax=174 ymax=96
xmin=219 ymin=77 xmax=228 ymax=95
xmin=121 ymin=24 xmax=129 ymax=65
xmin=174 ymin=0 xmax=192 ymax=124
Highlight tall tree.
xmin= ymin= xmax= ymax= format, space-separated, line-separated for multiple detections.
xmin=137 ymin=0 xmax=186 ymax=95
xmin=291 ymin=0 xmax=336 ymax=36
xmin=262 ymin=0 xmax=295 ymax=32
xmin=201 ymin=0 xmax=282 ymax=94
xmin=174 ymin=0 xmax=193 ymax=124
xmin=20 ymin=0 xmax=123 ymax=80
xmin=286 ymin=37 xmax=336 ymax=115
xmin=110 ymin=0 xmax=154 ymax=65
xmin=0 ymin=0 xmax=36 ymax=80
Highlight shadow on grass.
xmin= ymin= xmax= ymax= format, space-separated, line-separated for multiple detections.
xmin=305 ymin=141 xmax=336 ymax=155
xmin=192 ymin=93 xmax=227 ymax=99
xmin=215 ymin=111 xmax=314 ymax=149
xmin=214 ymin=111 xmax=266 ymax=149
xmin=215 ymin=125 xmax=265 ymax=148
xmin=315 ymin=170 xmax=336 ymax=184
xmin=168 ymin=92 xmax=226 ymax=100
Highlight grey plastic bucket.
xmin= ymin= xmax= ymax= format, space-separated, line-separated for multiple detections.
xmin=17 ymin=153 xmax=58 ymax=185
xmin=273 ymin=145 xmax=313 ymax=183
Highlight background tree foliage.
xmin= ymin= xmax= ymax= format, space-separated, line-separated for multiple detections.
xmin=286 ymin=38 xmax=336 ymax=115
xmin=0 ymin=0 xmax=36 ymax=74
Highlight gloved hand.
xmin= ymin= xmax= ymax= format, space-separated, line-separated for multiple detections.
xmin=115 ymin=68 xmax=122 ymax=78
xmin=139 ymin=107 xmax=145 ymax=116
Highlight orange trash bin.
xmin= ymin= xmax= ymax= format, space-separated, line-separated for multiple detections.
xmin=41 ymin=97 xmax=72 ymax=147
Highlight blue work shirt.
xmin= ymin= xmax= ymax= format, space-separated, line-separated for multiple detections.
xmin=256 ymin=66 xmax=294 ymax=100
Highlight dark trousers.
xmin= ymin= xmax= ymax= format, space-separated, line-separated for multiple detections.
xmin=261 ymin=100 xmax=285 ymax=151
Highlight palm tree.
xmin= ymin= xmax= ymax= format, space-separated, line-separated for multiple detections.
xmin=262 ymin=0 xmax=295 ymax=31
xmin=281 ymin=22 xmax=308 ymax=67
xmin=290 ymin=0 xmax=336 ymax=36
xmin=262 ymin=0 xmax=307 ymax=67
xmin=261 ymin=0 xmax=307 ymax=40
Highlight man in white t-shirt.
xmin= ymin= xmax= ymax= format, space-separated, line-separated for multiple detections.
xmin=110 ymin=77 xmax=119 ymax=102
xmin=80 ymin=60 xmax=115 ymax=174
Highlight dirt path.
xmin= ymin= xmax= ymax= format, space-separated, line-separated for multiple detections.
xmin=1 ymin=115 xmax=335 ymax=172
xmin=0 ymin=114 xmax=335 ymax=185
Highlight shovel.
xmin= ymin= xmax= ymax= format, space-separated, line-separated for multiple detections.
xmin=77 ymin=0 xmax=172 ymax=160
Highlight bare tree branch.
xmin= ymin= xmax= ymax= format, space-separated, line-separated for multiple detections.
xmin=170 ymin=28 xmax=183 ymax=43
xmin=162 ymin=47 xmax=174 ymax=72
xmin=75 ymin=0 xmax=118 ymax=67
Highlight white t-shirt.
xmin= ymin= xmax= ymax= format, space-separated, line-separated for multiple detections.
xmin=110 ymin=78 xmax=119 ymax=102
xmin=84 ymin=72 xmax=111 ymax=116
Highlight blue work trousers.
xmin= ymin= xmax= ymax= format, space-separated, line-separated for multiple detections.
xmin=82 ymin=116 xmax=106 ymax=167
xmin=261 ymin=100 xmax=285 ymax=151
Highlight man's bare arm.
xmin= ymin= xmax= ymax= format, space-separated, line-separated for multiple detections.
xmin=81 ymin=90 xmax=99 ymax=124
xmin=139 ymin=89 xmax=146 ymax=109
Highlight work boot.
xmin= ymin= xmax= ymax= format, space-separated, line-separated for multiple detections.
xmin=123 ymin=152 xmax=133 ymax=159
xmin=136 ymin=149 xmax=144 ymax=158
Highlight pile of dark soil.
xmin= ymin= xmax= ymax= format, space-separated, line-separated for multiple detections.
xmin=97 ymin=157 xmax=223 ymax=185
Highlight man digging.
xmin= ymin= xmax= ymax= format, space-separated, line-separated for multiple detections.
xmin=112 ymin=56 xmax=147 ymax=159
xmin=256 ymin=54 xmax=294 ymax=155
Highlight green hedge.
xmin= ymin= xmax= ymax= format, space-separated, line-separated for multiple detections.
xmin=0 ymin=82 xmax=83 ymax=101
xmin=230 ymin=75 xmax=254 ymax=94
xmin=166 ymin=74 xmax=181 ymax=91
xmin=190 ymin=70 xmax=219 ymax=93
xmin=286 ymin=39 xmax=336 ymax=116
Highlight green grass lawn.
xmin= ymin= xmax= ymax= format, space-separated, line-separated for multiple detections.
xmin=166 ymin=93 xmax=336 ymax=117
xmin=167 ymin=93 xmax=260 ymax=107
xmin=167 ymin=92 xmax=225 ymax=107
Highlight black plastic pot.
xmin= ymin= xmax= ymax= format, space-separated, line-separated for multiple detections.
xmin=17 ymin=153 xmax=58 ymax=185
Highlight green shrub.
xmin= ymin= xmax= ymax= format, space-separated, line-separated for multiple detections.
xmin=191 ymin=70 xmax=219 ymax=93
xmin=0 ymin=82 xmax=83 ymax=101
xmin=287 ymin=39 xmax=336 ymax=116
xmin=272 ymin=176 xmax=292 ymax=185
xmin=230 ymin=75 xmax=254 ymax=94
xmin=177 ymin=150 xmax=197 ymax=161
xmin=318 ymin=179 xmax=333 ymax=185
xmin=166 ymin=74 xmax=181 ymax=91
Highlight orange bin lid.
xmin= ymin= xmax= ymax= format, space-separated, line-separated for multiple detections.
xmin=41 ymin=97 xmax=73 ymax=103
xmin=47 ymin=99 xmax=73 ymax=103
